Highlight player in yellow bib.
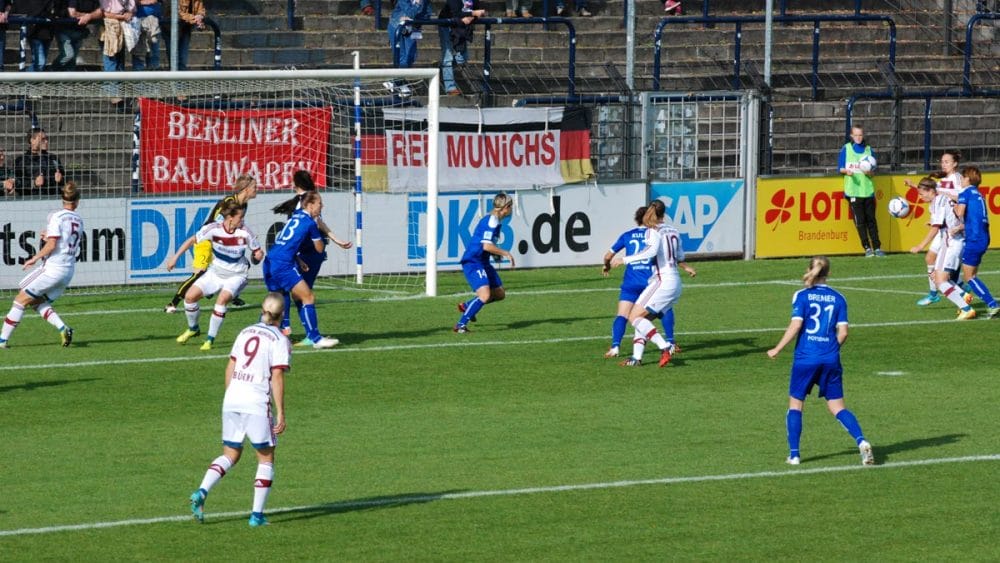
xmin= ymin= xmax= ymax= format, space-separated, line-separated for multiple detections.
xmin=165 ymin=176 xmax=258 ymax=313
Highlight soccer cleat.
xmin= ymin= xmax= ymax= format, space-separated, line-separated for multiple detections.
xmin=457 ymin=301 xmax=477 ymax=322
xmin=164 ymin=303 xmax=177 ymax=314
xmin=199 ymin=340 xmax=213 ymax=351
xmin=294 ymin=337 xmax=315 ymax=347
xmin=987 ymin=306 xmax=1000 ymax=319
xmin=956 ymin=309 xmax=977 ymax=321
xmin=189 ymin=490 xmax=206 ymax=523
xmin=603 ymin=346 xmax=619 ymax=359
xmin=873 ymin=249 xmax=886 ymax=257
xmin=964 ymin=292 xmax=974 ymax=305
xmin=313 ymin=336 xmax=340 ymax=349
xmin=785 ymin=456 xmax=801 ymax=466
xmin=658 ymin=347 xmax=672 ymax=367
xmin=916 ymin=293 xmax=940 ymax=306
xmin=231 ymin=297 xmax=246 ymax=307
xmin=176 ymin=328 xmax=201 ymax=344
xmin=60 ymin=327 xmax=73 ymax=347
xmin=453 ymin=324 xmax=469 ymax=333
xmin=248 ymin=512 xmax=269 ymax=527
xmin=858 ymin=440 xmax=875 ymax=466
xmin=0 ymin=339 xmax=7 ymax=349
xmin=619 ymin=357 xmax=642 ymax=367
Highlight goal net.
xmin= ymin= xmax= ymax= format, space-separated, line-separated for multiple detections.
xmin=0 ymin=69 xmax=441 ymax=299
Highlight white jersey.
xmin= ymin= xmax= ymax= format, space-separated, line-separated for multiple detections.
xmin=196 ymin=221 xmax=261 ymax=278
xmin=936 ymin=172 xmax=962 ymax=199
xmin=223 ymin=323 xmax=291 ymax=416
xmin=929 ymin=193 xmax=963 ymax=242
xmin=623 ymin=222 xmax=685 ymax=281
xmin=42 ymin=209 xmax=83 ymax=270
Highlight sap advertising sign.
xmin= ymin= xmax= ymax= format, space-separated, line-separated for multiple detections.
xmin=650 ymin=180 xmax=745 ymax=254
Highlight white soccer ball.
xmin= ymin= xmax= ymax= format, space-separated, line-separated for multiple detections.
xmin=858 ymin=155 xmax=877 ymax=173
xmin=887 ymin=196 xmax=909 ymax=218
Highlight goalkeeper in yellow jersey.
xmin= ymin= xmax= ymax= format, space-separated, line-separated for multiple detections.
xmin=165 ymin=175 xmax=258 ymax=313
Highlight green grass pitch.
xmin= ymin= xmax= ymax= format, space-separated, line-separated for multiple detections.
xmin=1 ymin=254 xmax=998 ymax=560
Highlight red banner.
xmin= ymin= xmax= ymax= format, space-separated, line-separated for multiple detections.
xmin=138 ymin=99 xmax=332 ymax=193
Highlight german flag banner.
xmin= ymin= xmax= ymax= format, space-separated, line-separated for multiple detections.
xmin=361 ymin=106 xmax=594 ymax=193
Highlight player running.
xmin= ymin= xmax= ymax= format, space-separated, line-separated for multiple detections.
xmin=454 ymin=192 xmax=516 ymax=333
xmin=953 ymin=166 xmax=1000 ymax=318
xmin=0 ymin=182 xmax=82 ymax=348
xmin=189 ymin=292 xmax=290 ymax=527
xmin=166 ymin=201 xmax=264 ymax=350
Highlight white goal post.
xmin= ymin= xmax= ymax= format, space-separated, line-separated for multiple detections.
xmin=0 ymin=69 xmax=442 ymax=298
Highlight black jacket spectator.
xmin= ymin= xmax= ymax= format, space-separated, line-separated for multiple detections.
xmin=5 ymin=128 xmax=65 ymax=198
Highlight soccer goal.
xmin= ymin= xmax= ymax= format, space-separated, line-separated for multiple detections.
xmin=0 ymin=68 xmax=442 ymax=299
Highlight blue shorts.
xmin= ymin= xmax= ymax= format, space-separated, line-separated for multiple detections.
xmin=263 ymin=257 xmax=304 ymax=292
xmin=788 ymin=360 xmax=844 ymax=401
xmin=299 ymin=250 xmax=327 ymax=288
xmin=962 ymin=243 xmax=988 ymax=268
xmin=462 ymin=261 xmax=502 ymax=291
xmin=618 ymin=281 xmax=645 ymax=303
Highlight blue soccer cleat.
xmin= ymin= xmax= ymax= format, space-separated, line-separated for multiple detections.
xmin=916 ymin=293 xmax=940 ymax=306
xmin=248 ymin=512 xmax=269 ymax=527
xmin=189 ymin=490 xmax=206 ymax=523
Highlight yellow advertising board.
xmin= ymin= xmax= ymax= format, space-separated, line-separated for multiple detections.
xmin=756 ymin=173 xmax=1000 ymax=258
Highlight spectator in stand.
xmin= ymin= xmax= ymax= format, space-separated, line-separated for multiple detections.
xmin=388 ymin=0 xmax=431 ymax=69
xmin=177 ymin=0 xmax=205 ymax=70
xmin=52 ymin=0 xmax=102 ymax=70
xmin=15 ymin=0 xmax=58 ymax=71
xmin=360 ymin=0 xmax=373 ymax=16
xmin=504 ymin=0 xmax=531 ymax=17
xmin=0 ymin=1 xmax=10 ymax=70
xmin=438 ymin=0 xmax=486 ymax=96
xmin=3 ymin=127 xmax=65 ymax=198
xmin=554 ymin=0 xmax=589 ymax=17
xmin=99 ymin=0 xmax=133 ymax=72
xmin=131 ymin=0 xmax=160 ymax=70
xmin=663 ymin=0 xmax=680 ymax=14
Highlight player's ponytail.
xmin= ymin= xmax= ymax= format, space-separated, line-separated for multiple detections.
xmin=493 ymin=192 xmax=512 ymax=211
xmin=803 ymin=255 xmax=830 ymax=288
xmin=261 ymin=292 xmax=285 ymax=326
xmin=61 ymin=181 xmax=80 ymax=204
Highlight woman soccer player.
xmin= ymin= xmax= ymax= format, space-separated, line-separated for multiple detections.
xmin=601 ymin=205 xmax=675 ymax=359
xmin=271 ymin=170 xmax=352 ymax=339
xmin=263 ymin=191 xmax=339 ymax=349
xmin=0 ymin=182 xmax=82 ymax=348
xmin=908 ymin=178 xmax=975 ymax=320
xmin=454 ymin=192 xmax=516 ymax=333
xmin=766 ymin=256 xmax=874 ymax=467
xmin=165 ymin=175 xmax=258 ymax=313
xmin=166 ymin=202 xmax=264 ymax=350
xmin=953 ymin=166 xmax=1000 ymax=318
xmin=189 ymin=292 xmax=290 ymax=527
xmin=904 ymin=150 xmax=963 ymax=305
xmin=613 ymin=200 xmax=696 ymax=368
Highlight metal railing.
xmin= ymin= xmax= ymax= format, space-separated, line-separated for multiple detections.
xmin=652 ymin=13 xmax=897 ymax=100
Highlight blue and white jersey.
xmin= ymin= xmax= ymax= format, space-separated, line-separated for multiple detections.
xmin=461 ymin=213 xmax=503 ymax=266
xmin=268 ymin=209 xmax=323 ymax=265
xmin=958 ymin=185 xmax=990 ymax=246
xmin=790 ymin=284 xmax=847 ymax=364
xmin=610 ymin=227 xmax=655 ymax=290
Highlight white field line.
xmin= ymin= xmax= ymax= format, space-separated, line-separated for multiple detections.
xmin=0 ymin=317 xmax=979 ymax=373
xmin=0 ymin=453 xmax=996 ymax=538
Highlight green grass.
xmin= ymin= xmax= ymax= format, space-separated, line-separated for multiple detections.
xmin=2 ymin=255 xmax=999 ymax=560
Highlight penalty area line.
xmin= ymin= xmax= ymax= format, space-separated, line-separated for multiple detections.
xmin=0 ymin=453 xmax=997 ymax=537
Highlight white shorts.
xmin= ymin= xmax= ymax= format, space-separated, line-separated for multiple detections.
xmin=635 ymin=276 xmax=682 ymax=315
xmin=934 ymin=236 xmax=963 ymax=273
xmin=222 ymin=411 xmax=276 ymax=449
xmin=20 ymin=265 xmax=73 ymax=302
xmin=194 ymin=270 xmax=248 ymax=300
xmin=929 ymin=235 xmax=942 ymax=255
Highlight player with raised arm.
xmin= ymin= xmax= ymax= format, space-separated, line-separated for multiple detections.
xmin=908 ymin=178 xmax=975 ymax=320
xmin=263 ymin=191 xmax=339 ymax=349
xmin=953 ymin=166 xmax=999 ymax=318
xmin=0 ymin=182 xmax=82 ymax=348
xmin=767 ymin=256 xmax=874 ymax=467
xmin=454 ymin=192 xmax=515 ymax=333
xmin=189 ymin=292 xmax=290 ymax=527
xmin=165 ymin=175 xmax=258 ymax=314
xmin=270 ymin=170 xmax=353 ymax=341
xmin=601 ymin=206 xmax=676 ymax=358
xmin=613 ymin=200 xmax=696 ymax=368
xmin=166 ymin=202 xmax=264 ymax=350
xmin=904 ymin=150 xmax=963 ymax=305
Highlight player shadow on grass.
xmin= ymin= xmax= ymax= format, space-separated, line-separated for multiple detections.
xmin=210 ymin=490 xmax=465 ymax=525
xmin=0 ymin=378 xmax=100 ymax=394
xmin=801 ymin=433 xmax=967 ymax=465
xmin=503 ymin=314 xmax=607 ymax=330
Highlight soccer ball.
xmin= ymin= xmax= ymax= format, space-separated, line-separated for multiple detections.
xmin=887 ymin=196 xmax=909 ymax=218
xmin=858 ymin=155 xmax=877 ymax=173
